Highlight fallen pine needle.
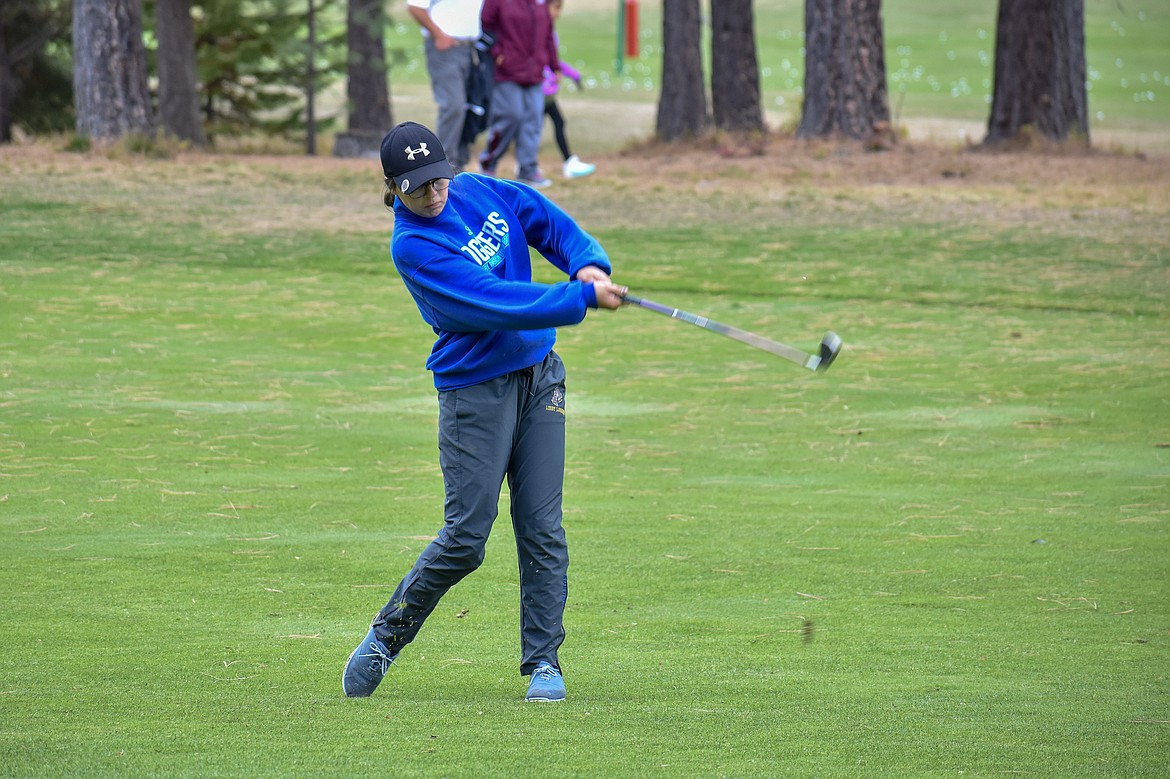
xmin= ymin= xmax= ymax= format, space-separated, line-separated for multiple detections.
xmin=201 ymin=673 xmax=259 ymax=682
xmin=441 ymin=658 xmax=473 ymax=667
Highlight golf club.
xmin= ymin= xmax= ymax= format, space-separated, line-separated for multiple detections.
xmin=621 ymin=293 xmax=842 ymax=372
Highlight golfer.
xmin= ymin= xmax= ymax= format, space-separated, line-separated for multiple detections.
xmin=342 ymin=121 xmax=626 ymax=702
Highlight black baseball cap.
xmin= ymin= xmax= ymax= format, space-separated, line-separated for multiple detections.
xmin=380 ymin=122 xmax=455 ymax=195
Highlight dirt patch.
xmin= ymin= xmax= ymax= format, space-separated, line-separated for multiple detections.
xmin=564 ymin=132 xmax=1170 ymax=238
xmin=610 ymin=131 xmax=1167 ymax=190
xmin=3 ymin=132 xmax=1168 ymax=239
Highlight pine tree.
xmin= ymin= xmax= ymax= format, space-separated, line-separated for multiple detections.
xmin=190 ymin=0 xmax=345 ymax=141
xmin=0 ymin=0 xmax=73 ymax=142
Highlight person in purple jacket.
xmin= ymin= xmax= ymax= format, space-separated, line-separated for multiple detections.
xmin=343 ymin=121 xmax=627 ymax=703
xmin=543 ymin=0 xmax=596 ymax=179
xmin=477 ymin=0 xmax=560 ymax=187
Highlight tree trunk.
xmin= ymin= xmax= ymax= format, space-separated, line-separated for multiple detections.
xmin=0 ymin=29 xmax=12 ymax=143
xmin=797 ymin=0 xmax=890 ymax=141
xmin=306 ymin=0 xmax=317 ymax=155
xmin=710 ymin=0 xmax=764 ymax=133
xmin=656 ymin=0 xmax=710 ymax=142
xmin=0 ymin=3 xmax=23 ymax=142
xmin=335 ymin=0 xmax=391 ymax=158
xmin=155 ymin=0 xmax=206 ymax=146
xmin=0 ymin=1 xmax=72 ymax=143
xmin=73 ymin=0 xmax=154 ymax=140
xmin=983 ymin=0 xmax=1088 ymax=147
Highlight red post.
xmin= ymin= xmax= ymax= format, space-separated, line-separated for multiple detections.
xmin=624 ymin=0 xmax=638 ymax=58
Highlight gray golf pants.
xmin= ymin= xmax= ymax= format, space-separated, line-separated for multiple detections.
xmin=478 ymin=81 xmax=545 ymax=180
xmin=373 ymin=352 xmax=569 ymax=675
xmin=424 ymin=37 xmax=474 ymax=169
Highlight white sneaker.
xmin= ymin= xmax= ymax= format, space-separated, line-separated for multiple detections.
xmin=563 ymin=155 xmax=596 ymax=179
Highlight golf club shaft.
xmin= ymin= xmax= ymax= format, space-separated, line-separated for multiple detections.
xmin=622 ymin=294 xmax=819 ymax=369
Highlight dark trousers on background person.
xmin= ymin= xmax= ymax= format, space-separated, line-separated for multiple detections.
xmin=543 ymin=98 xmax=572 ymax=162
xmin=372 ymin=352 xmax=570 ymax=675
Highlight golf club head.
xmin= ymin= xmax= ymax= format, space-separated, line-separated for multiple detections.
xmin=815 ymin=331 xmax=842 ymax=372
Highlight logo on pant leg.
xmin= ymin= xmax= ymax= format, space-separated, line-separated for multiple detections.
xmin=545 ymin=387 xmax=565 ymax=416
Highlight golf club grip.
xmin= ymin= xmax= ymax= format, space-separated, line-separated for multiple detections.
xmin=623 ymin=294 xmax=813 ymax=367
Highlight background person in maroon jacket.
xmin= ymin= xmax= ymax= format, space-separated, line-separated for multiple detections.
xmin=477 ymin=0 xmax=560 ymax=188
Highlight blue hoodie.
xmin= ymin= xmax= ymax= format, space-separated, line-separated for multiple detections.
xmin=390 ymin=173 xmax=612 ymax=390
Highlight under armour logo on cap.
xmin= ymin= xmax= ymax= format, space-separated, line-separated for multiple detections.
xmin=380 ymin=122 xmax=454 ymax=196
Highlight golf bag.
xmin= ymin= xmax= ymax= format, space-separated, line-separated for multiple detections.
xmin=462 ymin=33 xmax=496 ymax=147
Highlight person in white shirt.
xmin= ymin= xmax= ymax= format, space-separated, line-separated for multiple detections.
xmin=406 ymin=0 xmax=486 ymax=170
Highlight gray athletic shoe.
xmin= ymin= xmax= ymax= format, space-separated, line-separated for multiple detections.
xmin=518 ymin=176 xmax=553 ymax=189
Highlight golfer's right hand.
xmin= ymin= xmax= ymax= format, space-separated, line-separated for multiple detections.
xmin=594 ymin=281 xmax=628 ymax=310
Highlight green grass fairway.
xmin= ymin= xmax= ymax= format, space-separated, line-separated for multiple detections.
xmin=2 ymin=136 xmax=1169 ymax=775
